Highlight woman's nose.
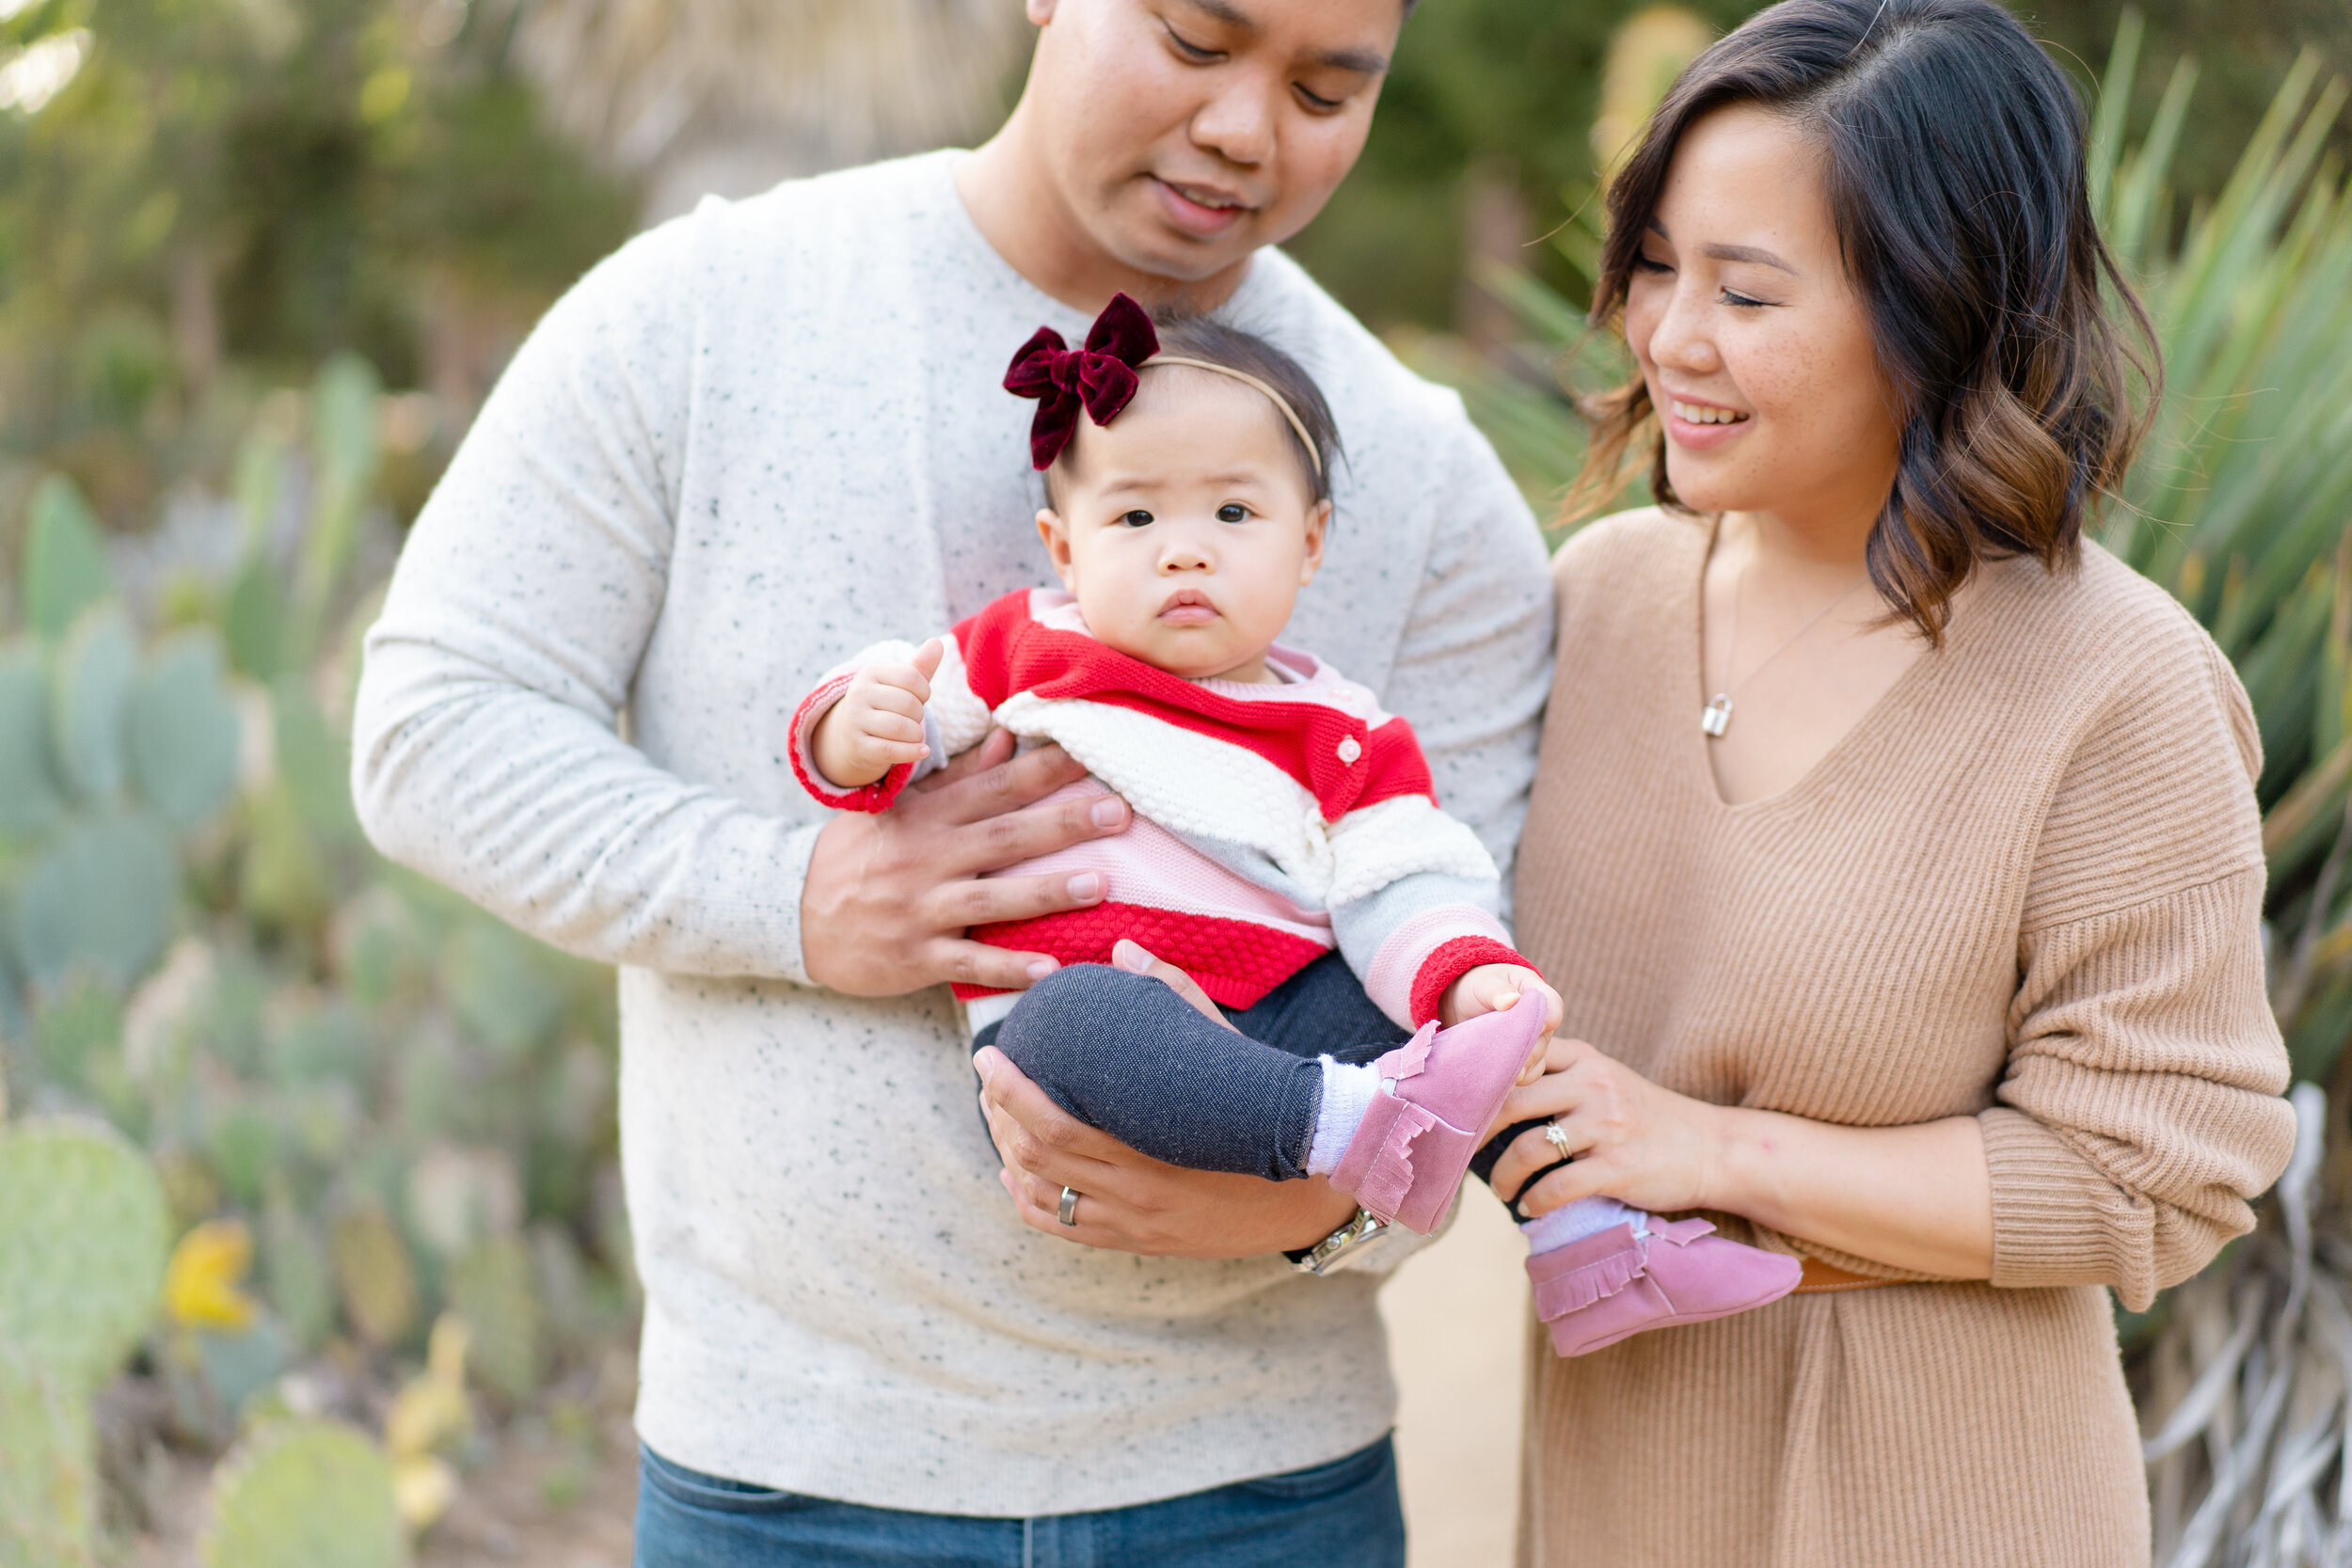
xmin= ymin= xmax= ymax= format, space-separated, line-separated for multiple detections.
xmin=1644 ymin=283 xmax=1722 ymax=377
xmin=1189 ymin=76 xmax=1275 ymax=168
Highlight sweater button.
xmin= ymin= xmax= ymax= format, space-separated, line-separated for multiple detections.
xmin=1336 ymin=736 xmax=1362 ymax=764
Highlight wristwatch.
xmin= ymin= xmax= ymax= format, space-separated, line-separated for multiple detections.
xmin=1290 ymin=1207 xmax=1392 ymax=1276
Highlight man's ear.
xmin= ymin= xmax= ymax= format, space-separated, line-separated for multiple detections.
xmin=1037 ymin=508 xmax=1080 ymax=591
xmin=1298 ymin=499 xmax=1331 ymax=585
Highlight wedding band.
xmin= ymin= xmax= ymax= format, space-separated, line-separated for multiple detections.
xmin=1544 ymin=1122 xmax=1575 ymax=1162
xmin=1057 ymin=1185 xmax=1080 ymax=1227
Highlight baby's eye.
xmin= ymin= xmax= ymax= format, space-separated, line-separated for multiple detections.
xmin=1120 ymin=509 xmax=1154 ymax=528
xmin=1216 ymin=503 xmax=1249 ymax=523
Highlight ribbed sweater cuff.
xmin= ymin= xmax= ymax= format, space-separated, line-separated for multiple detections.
xmin=1979 ymin=1106 xmax=2155 ymax=1308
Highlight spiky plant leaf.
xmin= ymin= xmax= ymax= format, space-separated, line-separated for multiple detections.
xmin=14 ymin=812 xmax=177 ymax=990
xmin=198 ymin=1419 xmax=405 ymax=1568
xmin=0 ymin=1343 xmax=96 ymax=1568
xmin=0 ymin=640 xmax=65 ymax=838
xmin=48 ymin=605 xmax=136 ymax=802
xmin=126 ymin=630 xmax=241 ymax=829
xmin=0 ymin=1118 xmax=168 ymax=1394
xmin=21 ymin=477 xmax=111 ymax=644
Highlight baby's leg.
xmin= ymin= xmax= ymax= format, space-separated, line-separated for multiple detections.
xmin=987 ymin=964 xmax=1333 ymax=1181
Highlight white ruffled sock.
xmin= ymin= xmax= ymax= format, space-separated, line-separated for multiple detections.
xmin=1304 ymin=1058 xmax=1379 ymax=1176
xmin=1521 ymin=1196 xmax=1647 ymax=1256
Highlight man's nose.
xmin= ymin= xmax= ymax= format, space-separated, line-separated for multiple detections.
xmin=1188 ymin=73 xmax=1276 ymax=168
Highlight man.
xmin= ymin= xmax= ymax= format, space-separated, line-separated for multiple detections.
xmin=352 ymin=0 xmax=1552 ymax=1560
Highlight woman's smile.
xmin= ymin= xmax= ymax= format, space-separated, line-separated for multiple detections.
xmin=1663 ymin=394 xmax=1754 ymax=451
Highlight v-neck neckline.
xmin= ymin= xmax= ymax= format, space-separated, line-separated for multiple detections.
xmin=1685 ymin=515 xmax=1956 ymax=815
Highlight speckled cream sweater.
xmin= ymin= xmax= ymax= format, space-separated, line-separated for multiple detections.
xmin=1513 ymin=510 xmax=2296 ymax=1567
xmin=349 ymin=150 xmax=1554 ymax=1515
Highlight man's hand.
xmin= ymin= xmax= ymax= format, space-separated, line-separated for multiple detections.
xmin=975 ymin=941 xmax=1358 ymax=1257
xmin=810 ymin=640 xmax=943 ymax=788
xmin=800 ymin=730 xmax=1132 ymax=996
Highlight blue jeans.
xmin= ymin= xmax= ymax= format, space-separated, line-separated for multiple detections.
xmin=633 ymin=1435 xmax=1406 ymax=1567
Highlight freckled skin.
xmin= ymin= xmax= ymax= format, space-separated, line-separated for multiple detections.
xmin=1038 ymin=367 xmax=1328 ymax=685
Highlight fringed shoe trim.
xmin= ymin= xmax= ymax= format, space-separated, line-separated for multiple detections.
xmin=1353 ymin=1101 xmax=1440 ymax=1222
xmin=1529 ymin=1225 xmax=1653 ymax=1320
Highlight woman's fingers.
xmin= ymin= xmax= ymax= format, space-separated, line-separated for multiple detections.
xmin=1111 ymin=941 xmax=1238 ymax=1031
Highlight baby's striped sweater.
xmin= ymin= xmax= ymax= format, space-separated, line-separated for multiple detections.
xmin=792 ymin=588 xmax=1529 ymax=1030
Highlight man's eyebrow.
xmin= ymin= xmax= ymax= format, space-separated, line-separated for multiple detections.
xmin=1702 ymin=243 xmax=1799 ymax=274
xmin=1177 ymin=0 xmax=1389 ymax=75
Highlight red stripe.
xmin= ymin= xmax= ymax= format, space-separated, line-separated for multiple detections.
xmin=952 ymin=902 xmax=1329 ymax=1010
xmin=953 ymin=591 xmax=1434 ymax=818
xmin=1408 ymin=937 xmax=1537 ymax=1028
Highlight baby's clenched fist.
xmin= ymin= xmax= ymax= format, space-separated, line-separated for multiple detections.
xmin=811 ymin=639 xmax=945 ymax=788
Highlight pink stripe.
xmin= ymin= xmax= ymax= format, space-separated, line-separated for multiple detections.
xmin=1365 ymin=904 xmax=1512 ymax=1025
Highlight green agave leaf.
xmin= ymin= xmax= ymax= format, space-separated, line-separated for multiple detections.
xmin=15 ymin=812 xmax=178 ymax=990
xmin=0 ymin=1118 xmax=169 ymax=1395
xmin=126 ymin=629 xmax=242 ymax=829
xmin=0 ymin=639 xmax=65 ymax=838
xmin=21 ymin=477 xmax=112 ymax=644
xmin=49 ymin=604 xmax=137 ymax=802
xmin=199 ymin=1419 xmax=405 ymax=1568
xmin=0 ymin=1343 xmax=97 ymax=1568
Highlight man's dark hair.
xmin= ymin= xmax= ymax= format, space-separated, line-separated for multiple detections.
xmin=1572 ymin=0 xmax=2159 ymax=642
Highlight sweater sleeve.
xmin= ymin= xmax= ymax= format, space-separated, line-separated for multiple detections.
xmin=351 ymin=214 xmax=826 ymax=983
xmin=1325 ymin=795 xmax=1530 ymax=1028
xmin=787 ymin=632 xmax=992 ymax=812
xmin=1982 ymin=625 xmax=2295 ymax=1310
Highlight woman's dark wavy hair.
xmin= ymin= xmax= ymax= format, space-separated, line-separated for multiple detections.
xmin=1569 ymin=0 xmax=2159 ymax=640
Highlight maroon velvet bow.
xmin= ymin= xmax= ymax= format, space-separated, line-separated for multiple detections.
xmin=1003 ymin=292 xmax=1161 ymax=470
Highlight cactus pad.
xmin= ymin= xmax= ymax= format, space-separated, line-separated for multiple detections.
xmin=126 ymin=630 xmax=241 ymax=829
xmin=0 ymin=1345 xmax=97 ymax=1567
xmin=330 ymin=1203 xmax=418 ymax=1348
xmin=50 ymin=605 xmax=137 ymax=802
xmin=13 ymin=811 xmax=178 ymax=990
xmin=22 ymin=476 xmax=113 ymax=644
xmin=199 ymin=1419 xmax=405 ymax=1568
xmin=447 ymin=1236 xmax=543 ymax=1403
xmin=0 ymin=1118 xmax=169 ymax=1394
xmin=0 ymin=639 xmax=65 ymax=838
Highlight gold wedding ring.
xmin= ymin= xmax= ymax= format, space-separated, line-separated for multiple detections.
xmin=1544 ymin=1122 xmax=1575 ymax=1163
xmin=1057 ymin=1185 xmax=1080 ymax=1227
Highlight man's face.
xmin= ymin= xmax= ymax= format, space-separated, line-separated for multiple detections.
xmin=1024 ymin=0 xmax=1402 ymax=284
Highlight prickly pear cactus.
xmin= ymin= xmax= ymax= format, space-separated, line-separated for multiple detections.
xmin=199 ymin=1419 xmax=405 ymax=1568
xmin=0 ymin=1119 xmax=169 ymax=1395
xmin=125 ymin=630 xmax=241 ymax=829
xmin=0 ymin=639 xmax=65 ymax=837
xmin=330 ymin=1202 xmax=418 ymax=1349
xmin=447 ymin=1236 xmax=543 ymax=1403
xmin=50 ymin=604 xmax=137 ymax=802
xmin=0 ymin=1344 xmax=96 ymax=1568
xmin=13 ymin=812 xmax=178 ymax=990
xmin=22 ymin=476 xmax=112 ymax=643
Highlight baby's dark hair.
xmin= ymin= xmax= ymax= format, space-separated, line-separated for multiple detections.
xmin=1049 ymin=314 xmax=1341 ymax=508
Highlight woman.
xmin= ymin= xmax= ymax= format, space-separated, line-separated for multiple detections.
xmin=1487 ymin=0 xmax=2297 ymax=1560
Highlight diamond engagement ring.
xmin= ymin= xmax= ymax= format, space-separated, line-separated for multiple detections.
xmin=1057 ymin=1185 xmax=1080 ymax=1227
xmin=1544 ymin=1122 xmax=1575 ymax=1162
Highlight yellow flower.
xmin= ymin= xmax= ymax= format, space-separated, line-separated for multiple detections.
xmin=165 ymin=1219 xmax=257 ymax=1330
xmin=386 ymin=1313 xmax=471 ymax=1460
xmin=392 ymin=1452 xmax=458 ymax=1532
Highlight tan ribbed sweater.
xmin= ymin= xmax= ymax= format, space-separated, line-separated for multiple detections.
xmin=1512 ymin=510 xmax=2296 ymax=1568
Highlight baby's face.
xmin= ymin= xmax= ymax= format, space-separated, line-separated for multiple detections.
xmin=1038 ymin=368 xmax=1327 ymax=685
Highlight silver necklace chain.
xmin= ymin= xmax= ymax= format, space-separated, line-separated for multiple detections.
xmin=1701 ymin=554 xmax=1870 ymax=738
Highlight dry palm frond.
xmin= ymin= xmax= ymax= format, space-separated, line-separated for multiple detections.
xmin=507 ymin=0 xmax=1031 ymax=213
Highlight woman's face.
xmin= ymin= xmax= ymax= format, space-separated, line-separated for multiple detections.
xmin=1623 ymin=103 xmax=1902 ymax=531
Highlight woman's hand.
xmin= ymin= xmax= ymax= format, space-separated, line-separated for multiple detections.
xmin=799 ymin=730 xmax=1132 ymax=996
xmin=1486 ymin=1036 xmax=1729 ymax=1218
xmin=973 ymin=941 xmax=1359 ymax=1257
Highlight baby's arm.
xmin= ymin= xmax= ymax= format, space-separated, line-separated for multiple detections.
xmin=810 ymin=640 xmax=944 ymax=788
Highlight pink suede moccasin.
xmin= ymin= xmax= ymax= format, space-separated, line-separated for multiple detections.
xmin=1528 ymin=1218 xmax=1803 ymax=1356
xmin=1329 ymin=998 xmax=1549 ymax=1235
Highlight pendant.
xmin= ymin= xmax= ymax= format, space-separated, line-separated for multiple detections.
xmin=1700 ymin=694 xmax=1733 ymax=737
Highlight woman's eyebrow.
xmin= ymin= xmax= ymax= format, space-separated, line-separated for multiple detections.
xmin=1703 ymin=243 xmax=1800 ymax=275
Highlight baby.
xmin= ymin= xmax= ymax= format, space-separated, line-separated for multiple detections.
xmin=792 ymin=295 xmax=1799 ymax=1354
